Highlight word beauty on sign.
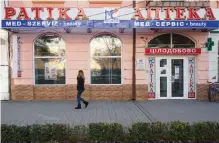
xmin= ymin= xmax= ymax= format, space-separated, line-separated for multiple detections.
xmin=4 ymin=7 xmax=216 ymax=20
xmin=145 ymin=48 xmax=202 ymax=55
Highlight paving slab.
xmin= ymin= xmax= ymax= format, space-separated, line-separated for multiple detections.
xmin=135 ymin=100 xmax=219 ymax=123
xmin=1 ymin=100 xmax=219 ymax=126
xmin=1 ymin=100 xmax=149 ymax=126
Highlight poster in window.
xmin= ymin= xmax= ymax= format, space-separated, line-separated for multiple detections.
xmin=45 ymin=62 xmax=57 ymax=80
xmin=175 ymin=66 xmax=180 ymax=79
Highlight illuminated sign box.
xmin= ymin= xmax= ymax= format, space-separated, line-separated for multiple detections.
xmin=2 ymin=7 xmax=219 ymax=29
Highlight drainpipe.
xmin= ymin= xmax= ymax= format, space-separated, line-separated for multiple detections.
xmin=132 ymin=0 xmax=136 ymax=100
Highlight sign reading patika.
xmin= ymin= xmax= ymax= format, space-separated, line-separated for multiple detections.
xmin=2 ymin=7 xmax=219 ymax=28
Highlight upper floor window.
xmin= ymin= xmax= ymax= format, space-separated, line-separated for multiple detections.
xmin=34 ymin=33 xmax=66 ymax=84
xmin=148 ymin=33 xmax=195 ymax=48
xmin=90 ymin=34 xmax=122 ymax=84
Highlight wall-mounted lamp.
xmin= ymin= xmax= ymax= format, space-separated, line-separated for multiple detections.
xmin=150 ymin=28 xmax=158 ymax=33
xmin=87 ymin=28 xmax=92 ymax=33
xmin=140 ymin=37 xmax=148 ymax=44
xmin=64 ymin=28 xmax=71 ymax=33
xmin=201 ymin=29 xmax=208 ymax=32
xmin=119 ymin=28 xmax=125 ymax=33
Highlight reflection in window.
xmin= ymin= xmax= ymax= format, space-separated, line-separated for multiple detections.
xmin=148 ymin=34 xmax=171 ymax=48
xmin=90 ymin=34 xmax=122 ymax=84
xmin=160 ymin=77 xmax=167 ymax=97
xmin=161 ymin=70 xmax=166 ymax=74
xmin=160 ymin=59 xmax=167 ymax=67
xmin=172 ymin=34 xmax=195 ymax=48
xmin=34 ymin=34 xmax=66 ymax=84
xmin=34 ymin=35 xmax=65 ymax=56
xmin=148 ymin=33 xmax=195 ymax=48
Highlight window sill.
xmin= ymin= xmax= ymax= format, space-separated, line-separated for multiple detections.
xmin=88 ymin=0 xmax=122 ymax=4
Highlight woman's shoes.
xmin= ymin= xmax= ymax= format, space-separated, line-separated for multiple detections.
xmin=75 ymin=104 xmax=81 ymax=109
xmin=75 ymin=102 xmax=89 ymax=109
xmin=83 ymin=101 xmax=89 ymax=108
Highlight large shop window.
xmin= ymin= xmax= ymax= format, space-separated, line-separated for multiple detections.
xmin=90 ymin=34 xmax=122 ymax=84
xmin=148 ymin=33 xmax=195 ymax=48
xmin=34 ymin=34 xmax=66 ymax=84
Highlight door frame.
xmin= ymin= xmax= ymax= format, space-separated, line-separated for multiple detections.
xmin=155 ymin=56 xmax=189 ymax=99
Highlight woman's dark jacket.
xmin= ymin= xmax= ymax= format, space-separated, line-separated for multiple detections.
xmin=77 ymin=76 xmax=85 ymax=91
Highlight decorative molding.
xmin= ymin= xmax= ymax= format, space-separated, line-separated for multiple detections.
xmin=88 ymin=0 xmax=122 ymax=4
xmin=32 ymin=0 xmax=65 ymax=4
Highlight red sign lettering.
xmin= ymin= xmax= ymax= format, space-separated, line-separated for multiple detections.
xmin=188 ymin=59 xmax=195 ymax=98
xmin=150 ymin=63 xmax=153 ymax=69
xmin=148 ymin=60 xmax=155 ymax=98
xmin=4 ymin=7 xmax=16 ymax=19
xmin=145 ymin=8 xmax=152 ymax=20
xmin=175 ymin=8 xmax=186 ymax=20
xmin=163 ymin=8 xmax=173 ymax=20
xmin=152 ymin=8 xmax=160 ymax=20
xmin=188 ymin=8 xmax=201 ymax=20
xmin=145 ymin=48 xmax=201 ymax=55
xmin=150 ymin=82 xmax=153 ymax=88
xmin=47 ymin=8 xmax=54 ymax=20
xmin=75 ymin=8 xmax=88 ymax=20
xmin=18 ymin=70 xmax=22 ymax=77
xmin=17 ymin=7 xmax=30 ymax=20
xmin=31 ymin=7 xmax=44 ymax=20
xmin=204 ymin=8 xmax=216 ymax=20
xmin=3 ymin=7 xmax=216 ymax=21
xmin=132 ymin=8 xmax=144 ymax=20
xmin=58 ymin=8 xmax=71 ymax=20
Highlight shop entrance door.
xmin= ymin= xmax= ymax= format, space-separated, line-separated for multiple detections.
xmin=156 ymin=57 xmax=188 ymax=99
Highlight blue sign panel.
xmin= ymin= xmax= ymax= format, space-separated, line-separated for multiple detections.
xmin=2 ymin=20 xmax=219 ymax=29
xmin=132 ymin=20 xmax=219 ymax=28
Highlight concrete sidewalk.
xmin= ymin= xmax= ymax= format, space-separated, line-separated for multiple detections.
xmin=1 ymin=100 xmax=219 ymax=126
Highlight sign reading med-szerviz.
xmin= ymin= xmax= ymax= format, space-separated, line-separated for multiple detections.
xmin=2 ymin=20 xmax=219 ymax=28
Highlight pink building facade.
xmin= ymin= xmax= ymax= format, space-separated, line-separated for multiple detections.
xmin=2 ymin=0 xmax=219 ymax=100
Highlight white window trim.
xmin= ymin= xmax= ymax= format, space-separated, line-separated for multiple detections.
xmin=148 ymin=33 xmax=196 ymax=48
xmin=33 ymin=35 xmax=66 ymax=85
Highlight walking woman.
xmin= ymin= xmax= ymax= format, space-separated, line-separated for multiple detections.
xmin=75 ymin=70 xmax=89 ymax=109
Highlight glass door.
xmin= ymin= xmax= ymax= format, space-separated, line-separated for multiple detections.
xmin=156 ymin=58 xmax=171 ymax=99
xmin=156 ymin=57 xmax=187 ymax=99
xmin=171 ymin=59 xmax=184 ymax=98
